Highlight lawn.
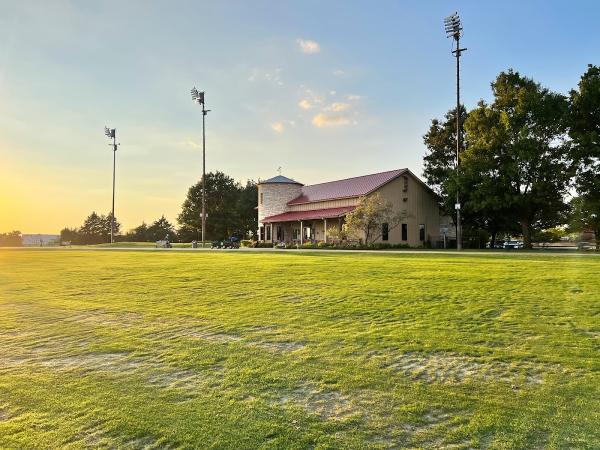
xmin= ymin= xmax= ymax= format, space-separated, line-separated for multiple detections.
xmin=0 ymin=250 xmax=599 ymax=449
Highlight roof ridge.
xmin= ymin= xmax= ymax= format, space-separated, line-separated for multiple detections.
xmin=304 ymin=168 xmax=406 ymax=188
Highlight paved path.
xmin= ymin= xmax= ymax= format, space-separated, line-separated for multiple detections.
xmin=4 ymin=246 xmax=599 ymax=257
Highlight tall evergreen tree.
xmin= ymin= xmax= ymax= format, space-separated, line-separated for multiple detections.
xmin=147 ymin=216 xmax=175 ymax=241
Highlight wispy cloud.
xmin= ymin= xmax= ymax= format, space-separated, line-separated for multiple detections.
xmin=326 ymin=102 xmax=351 ymax=112
xmin=296 ymin=39 xmax=321 ymax=54
xmin=298 ymin=99 xmax=312 ymax=110
xmin=346 ymin=94 xmax=361 ymax=101
xmin=177 ymin=140 xmax=201 ymax=151
xmin=248 ymin=67 xmax=284 ymax=85
xmin=312 ymin=113 xmax=350 ymax=128
xmin=271 ymin=122 xmax=285 ymax=133
xmin=333 ymin=69 xmax=345 ymax=77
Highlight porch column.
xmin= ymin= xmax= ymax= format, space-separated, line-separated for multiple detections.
xmin=271 ymin=223 xmax=274 ymax=242
xmin=300 ymin=220 xmax=303 ymax=244
xmin=324 ymin=218 xmax=327 ymax=243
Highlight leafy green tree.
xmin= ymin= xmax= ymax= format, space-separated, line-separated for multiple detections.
xmin=178 ymin=171 xmax=242 ymax=240
xmin=0 ymin=231 xmax=22 ymax=247
xmin=569 ymin=196 xmax=600 ymax=249
xmin=423 ymin=106 xmax=467 ymax=204
xmin=341 ymin=193 xmax=406 ymax=244
xmin=462 ymin=70 xmax=571 ymax=248
xmin=569 ymin=64 xmax=600 ymax=245
xmin=236 ymin=180 xmax=258 ymax=239
xmin=60 ymin=227 xmax=80 ymax=244
xmin=423 ymin=106 xmax=516 ymax=247
xmin=147 ymin=216 xmax=175 ymax=241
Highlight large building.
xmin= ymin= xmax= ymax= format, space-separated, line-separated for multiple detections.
xmin=257 ymin=168 xmax=453 ymax=247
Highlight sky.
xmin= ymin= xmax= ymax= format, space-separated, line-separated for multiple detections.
xmin=0 ymin=0 xmax=598 ymax=233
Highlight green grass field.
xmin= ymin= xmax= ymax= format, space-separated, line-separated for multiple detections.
xmin=1 ymin=250 xmax=599 ymax=449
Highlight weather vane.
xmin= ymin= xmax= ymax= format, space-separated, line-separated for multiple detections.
xmin=277 ymin=166 xmax=282 ymax=175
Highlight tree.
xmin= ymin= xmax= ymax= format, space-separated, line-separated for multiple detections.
xmin=341 ymin=193 xmax=406 ymax=244
xmin=236 ymin=180 xmax=258 ymax=239
xmin=125 ymin=222 xmax=149 ymax=242
xmin=147 ymin=216 xmax=175 ymax=241
xmin=60 ymin=227 xmax=80 ymax=244
xmin=569 ymin=196 xmax=600 ymax=249
xmin=77 ymin=212 xmax=120 ymax=244
xmin=423 ymin=106 xmax=467 ymax=203
xmin=423 ymin=106 xmax=517 ymax=247
xmin=462 ymin=70 xmax=571 ymax=248
xmin=178 ymin=171 xmax=243 ymax=240
xmin=0 ymin=231 xmax=22 ymax=247
xmin=569 ymin=64 xmax=600 ymax=246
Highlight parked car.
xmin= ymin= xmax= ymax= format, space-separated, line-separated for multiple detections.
xmin=577 ymin=241 xmax=595 ymax=251
xmin=503 ymin=240 xmax=524 ymax=249
xmin=211 ymin=238 xmax=240 ymax=249
xmin=485 ymin=240 xmax=506 ymax=249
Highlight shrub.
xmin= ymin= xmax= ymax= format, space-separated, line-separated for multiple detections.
xmin=240 ymin=240 xmax=253 ymax=247
xmin=255 ymin=242 xmax=274 ymax=248
xmin=317 ymin=242 xmax=334 ymax=248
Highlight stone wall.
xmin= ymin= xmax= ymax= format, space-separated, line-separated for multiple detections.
xmin=257 ymin=183 xmax=303 ymax=223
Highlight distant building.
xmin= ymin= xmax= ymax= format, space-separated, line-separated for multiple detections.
xmin=257 ymin=169 xmax=453 ymax=247
xmin=22 ymin=234 xmax=60 ymax=247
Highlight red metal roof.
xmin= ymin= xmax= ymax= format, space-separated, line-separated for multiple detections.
xmin=262 ymin=206 xmax=356 ymax=223
xmin=287 ymin=169 xmax=407 ymax=205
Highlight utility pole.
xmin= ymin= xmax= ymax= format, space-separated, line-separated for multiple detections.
xmin=191 ymin=88 xmax=210 ymax=247
xmin=104 ymin=126 xmax=118 ymax=244
xmin=444 ymin=12 xmax=466 ymax=250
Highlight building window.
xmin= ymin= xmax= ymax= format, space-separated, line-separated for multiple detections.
xmin=419 ymin=224 xmax=425 ymax=241
xmin=259 ymin=226 xmax=265 ymax=241
xmin=303 ymin=226 xmax=312 ymax=240
xmin=260 ymin=192 xmax=263 ymax=205
xmin=276 ymin=226 xmax=283 ymax=241
xmin=382 ymin=223 xmax=389 ymax=241
xmin=266 ymin=225 xmax=271 ymax=241
xmin=293 ymin=228 xmax=299 ymax=240
xmin=401 ymin=223 xmax=408 ymax=241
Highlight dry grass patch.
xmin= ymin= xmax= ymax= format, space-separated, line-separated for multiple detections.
xmin=378 ymin=351 xmax=560 ymax=385
xmin=272 ymin=383 xmax=358 ymax=421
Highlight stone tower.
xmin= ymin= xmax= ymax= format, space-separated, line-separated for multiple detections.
xmin=257 ymin=175 xmax=303 ymax=227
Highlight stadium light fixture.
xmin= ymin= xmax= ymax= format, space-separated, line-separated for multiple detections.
xmin=190 ymin=87 xmax=210 ymax=247
xmin=443 ymin=12 xmax=466 ymax=251
xmin=104 ymin=126 xmax=119 ymax=244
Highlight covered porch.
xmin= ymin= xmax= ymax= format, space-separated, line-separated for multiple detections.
xmin=260 ymin=206 xmax=355 ymax=245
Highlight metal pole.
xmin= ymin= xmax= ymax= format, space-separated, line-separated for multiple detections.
xmin=455 ymin=35 xmax=462 ymax=251
xmin=202 ymin=103 xmax=206 ymax=248
xmin=111 ymin=132 xmax=116 ymax=244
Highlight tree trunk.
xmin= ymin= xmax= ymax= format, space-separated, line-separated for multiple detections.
xmin=521 ymin=219 xmax=532 ymax=249
xmin=491 ymin=230 xmax=497 ymax=249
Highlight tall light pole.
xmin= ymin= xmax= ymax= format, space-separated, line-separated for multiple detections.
xmin=104 ymin=126 xmax=118 ymax=244
xmin=444 ymin=12 xmax=466 ymax=251
xmin=191 ymin=87 xmax=210 ymax=247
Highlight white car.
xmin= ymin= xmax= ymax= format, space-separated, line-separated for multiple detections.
xmin=503 ymin=240 xmax=524 ymax=249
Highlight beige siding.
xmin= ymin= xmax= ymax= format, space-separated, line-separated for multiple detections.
xmin=288 ymin=197 xmax=359 ymax=211
xmin=370 ymin=173 xmax=443 ymax=246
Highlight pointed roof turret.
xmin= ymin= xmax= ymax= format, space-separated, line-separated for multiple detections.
xmin=259 ymin=175 xmax=303 ymax=185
